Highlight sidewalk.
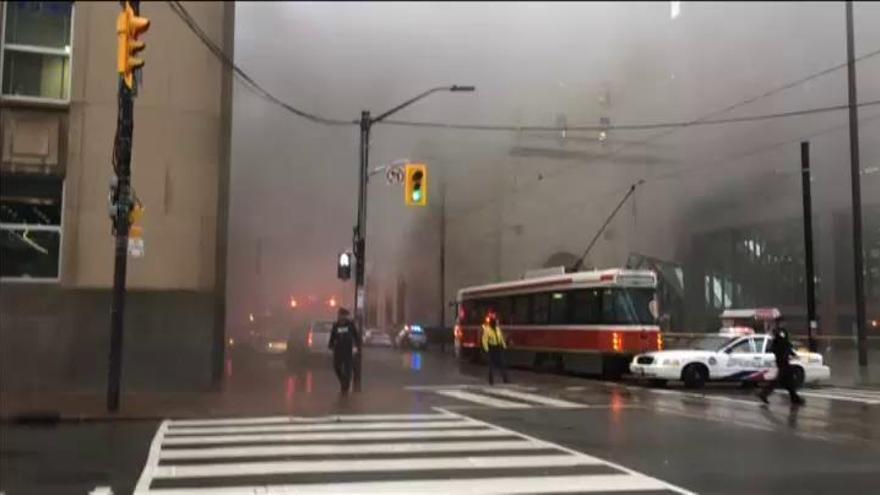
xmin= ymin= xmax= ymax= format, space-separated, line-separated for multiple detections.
xmin=819 ymin=347 xmax=880 ymax=388
xmin=0 ymin=389 xmax=231 ymax=422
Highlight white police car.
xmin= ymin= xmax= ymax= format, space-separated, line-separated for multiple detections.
xmin=629 ymin=329 xmax=830 ymax=388
xmin=395 ymin=324 xmax=427 ymax=350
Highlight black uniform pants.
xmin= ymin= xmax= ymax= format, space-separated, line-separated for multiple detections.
xmin=333 ymin=350 xmax=353 ymax=392
xmin=760 ymin=365 xmax=802 ymax=402
xmin=487 ymin=345 xmax=509 ymax=385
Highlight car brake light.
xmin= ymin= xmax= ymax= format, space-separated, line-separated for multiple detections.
xmin=612 ymin=332 xmax=622 ymax=352
xmin=600 ymin=274 xmax=615 ymax=282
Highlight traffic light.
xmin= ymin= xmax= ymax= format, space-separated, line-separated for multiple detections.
xmin=405 ymin=163 xmax=427 ymax=206
xmin=116 ymin=2 xmax=150 ymax=91
xmin=337 ymin=251 xmax=352 ymax=280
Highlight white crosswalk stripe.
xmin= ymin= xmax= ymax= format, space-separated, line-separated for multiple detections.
xmin=135 ymin=409 xmax=693 ymax=494
xmin=789 ymin=387 xmax=880 ymax=405
xmin=408 ymin=384 xmax=588 ymax=409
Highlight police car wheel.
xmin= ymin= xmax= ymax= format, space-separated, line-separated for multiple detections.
xmin=682 ymin=363 xmax=708 ymax=389
xmin=791 ymin=366 xmax=806 ymax=388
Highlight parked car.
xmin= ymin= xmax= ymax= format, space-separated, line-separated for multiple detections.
xmin=287 ymin=320 xmax=333 ymax=362
xmin=395 ymin=324 xmax=428 ymax=350
xmin=364 ymin=328 xmax=393 ymax=347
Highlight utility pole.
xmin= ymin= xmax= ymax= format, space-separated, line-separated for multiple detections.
xmin=439 ymin=183 xmax=447 ymax=329
xmin=845 ymin=1 xmax=867 ymax=367
xmin=108 ymin=0 xmax=149 ymax=412
xmin=800 ymin=141 xmax=818 ymax=352
xmin=351 ymin=86 xmax=474 ymax=390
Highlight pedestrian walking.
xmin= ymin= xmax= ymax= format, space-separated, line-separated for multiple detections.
xmin=758 ymin=325 xmax=804 ymax=406
xmin=481 ymin=313 xmax=509 ymax=385
xmin=328 ymin=307 xmax=361 ymax=395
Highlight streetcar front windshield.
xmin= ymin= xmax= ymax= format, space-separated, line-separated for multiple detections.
xmin=603 ymin=288 xmax=657 ymax=325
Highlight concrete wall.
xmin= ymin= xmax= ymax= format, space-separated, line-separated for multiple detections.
xmin=0 ymin=2 xmax=233 ymax=393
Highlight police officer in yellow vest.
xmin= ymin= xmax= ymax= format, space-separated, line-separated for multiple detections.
xmin=482 ymin=313 xmax=509 ymax=385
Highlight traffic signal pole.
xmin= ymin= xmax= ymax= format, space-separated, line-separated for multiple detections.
xmin=107 ymin=0 xmax=148 ymax=412
xmin=107 ymin=78 xmax=134 ymax=413
xmin=351 ymin=86 xmax=473 ymax=391
xmin=352 ymin=110 xmax=370 ymax=392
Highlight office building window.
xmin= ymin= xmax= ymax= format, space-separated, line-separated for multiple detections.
xmin=1 ymin=2 xmax=73 ymax=103
xmin=1 ymin=174 xmax=63 ymax=280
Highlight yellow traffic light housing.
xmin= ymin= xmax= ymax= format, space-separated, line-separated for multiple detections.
xmin=116 ymin=2 xmax=150 ymax=90
xmin=404 ymin=163 xmax=428 ymax=206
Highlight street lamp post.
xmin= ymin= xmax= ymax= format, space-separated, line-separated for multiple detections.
xmin=352 ymin=85 xmax=474 ymax=391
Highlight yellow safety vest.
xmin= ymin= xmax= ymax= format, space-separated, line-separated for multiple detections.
xmin=482 ymin=324 xmax=506 ymax=351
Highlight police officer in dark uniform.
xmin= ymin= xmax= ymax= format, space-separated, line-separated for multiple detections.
xmin=758 ymin=325 xmax=804 ymax=406
xmin=328 ymin=307 xmax=361 ymax=394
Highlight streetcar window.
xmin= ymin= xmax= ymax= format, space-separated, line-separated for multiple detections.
xmin=462 ymin=300 xmax=479 ymax=324
xmin=513 ymin=295 xmax=530 ymax=324
xmin=571 ymin=289 xmax=602 ymax=324
xmin=549 ymin=292 xmax=568 ymax=324
xmin=496 ymin=297 xmax=513 ymax=324
xmin=601 ymin=288 xmax=656 ymax=325
xmin=532 ymin=292 xmax=550 ymax=324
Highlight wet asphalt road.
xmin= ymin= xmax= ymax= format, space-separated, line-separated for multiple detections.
xmin=1 ymin=346 xmax=879 ymax=494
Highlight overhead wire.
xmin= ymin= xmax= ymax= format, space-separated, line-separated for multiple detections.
xmin=445 ymin=45 xmax=880 ymax=224
xmin=381 ymin=46 xmax=880 ymax=132
xmin=166 ymin=1 xmax=355 ymax=127
xmin=167 ymin=0 xmax=880 ymax=136
xmin=167 ymin=0 xmax=879 ymax=258
xmin=380 ymin=99 xmax=880 ymax=132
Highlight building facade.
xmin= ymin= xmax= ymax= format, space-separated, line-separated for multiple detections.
xmin=0 ymin=1 xmax=233 ymax=394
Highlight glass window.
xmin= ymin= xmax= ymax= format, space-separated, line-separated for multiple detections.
xmin=4 ymin=1 xmax=72 ymax=48
xmin=496 ymin=297 xmax=512 ymax=324
xmin=548 ymin=291 xmax=568 ymax=324
xmin=462 ymin=300 xmax=478 ymax=324
xmin=571 ymin=289 xmax=601 ymax=324
xmin=689 ymin=335 xmax=734 ymax=351
xmin=727 ymin=338 xmax=754 ymax=354
xmin=513 ymin=295 xmax=530 ymax=324
xmin=1 ymin=174 xmax=63 ymax=280
xmin=600 ymin=288 xmax=657 ymax=325
xmin=2 ymin=2 xmax=74 ymax=102
xmin=531 ymin=292 xmax=549 ymax=324
xmin=752 ymin=337 xmax=768 ymax=353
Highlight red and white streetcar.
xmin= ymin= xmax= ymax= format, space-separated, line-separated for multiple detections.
xmin=454 ymin=268 xmax=662 ymax=377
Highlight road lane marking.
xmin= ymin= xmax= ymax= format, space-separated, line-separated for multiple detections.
xmin=169 ymin=413 xmax=452 ymax=427
xmin=819 ymin=387 xmax=880 ymax=399
xmin=146 ymin=474 xmax=675 ymax=494
xmin=784 ymin=390 xmax=880 ymax=405
xmin=161 ymin=428 xmax=511 ymax=446
xmin=165 ymin=419 xmax=478 ymax=435
xmin=135 ymin=420 xmax=169 ymax=493
xmin=433 ymin=389 xmax=532 ymax=408
xmin=435 ymin=408 xmax=695 ymax=495
xmin=140 ymin=410 xmax=693 ymax=494
xmin=159 ymin=439 xmax=548 ymax=461
xmin=152 ymin=454 xmax=598 ymax=479
xmin=479 ymin=386 xmax=585 ymax=408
